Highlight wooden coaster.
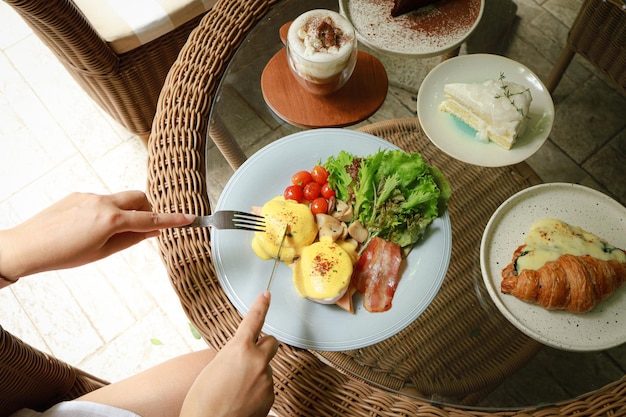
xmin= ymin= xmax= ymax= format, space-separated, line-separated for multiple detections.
xmin=261 ymin=49 xmax=388 ymax=128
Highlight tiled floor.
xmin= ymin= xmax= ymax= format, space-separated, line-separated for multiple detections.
xmin=1 ymin=0 xmax=625 ymax=406
xmin=0 ymin=1 xmax=206 ymax=385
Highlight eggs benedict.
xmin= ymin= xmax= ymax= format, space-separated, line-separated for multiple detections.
xmin=292 ymin=236 xmax=354 ymax=304
xmin=251 ymin=196 xmax=317 ymax=262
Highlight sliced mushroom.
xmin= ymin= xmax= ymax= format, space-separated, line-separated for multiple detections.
xmin=315 ymin=214 xmax=346 ymax=241
xmin=316 ymin=213 xmax=339 ymax=229
xmin=347 ymin=220 xmax=368 ymax=243
xmin=332 ymin=199 xmax=353 ymax=222
xmin=339 ymin=222 xmax=349 ymax=240
xmin=326 ymin=196 xmax=336 ymax=214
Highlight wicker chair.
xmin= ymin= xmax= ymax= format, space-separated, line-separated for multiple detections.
xmin=0 ymin=326 xmax=107 ymax=417
xmin=3 ymin=0 xmax=214 ymax=146
xmin=546 ymin=0 xmax=626 ymax=95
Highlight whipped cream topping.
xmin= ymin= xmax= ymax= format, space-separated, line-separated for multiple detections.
xmin=287 ymin=10 xmax=356 ymax=80
xmin=443 ymin=79 xmax=532 ymax=144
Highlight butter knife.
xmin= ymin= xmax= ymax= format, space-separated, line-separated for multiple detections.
xmin=266 ymin=224 xmax=289 ymax=291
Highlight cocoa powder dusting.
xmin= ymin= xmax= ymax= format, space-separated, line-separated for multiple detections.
xmin=349 ymin=0 xmax=481 ymax=54
xmin=319 ymin=18 xmax=340 ymax=48
xmin=303 ymin=16 xmax=349 ymax=51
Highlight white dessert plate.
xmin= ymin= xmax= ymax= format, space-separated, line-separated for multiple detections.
xmin=339 ymin=0 xmax=484 ymax=57
xmin=417 ymin=54 xmax=554 ymax=167
xmin=480 ymin=183 xmax=626 ymax=351
xmin=212 ymin=129 xmax=452 ymax=351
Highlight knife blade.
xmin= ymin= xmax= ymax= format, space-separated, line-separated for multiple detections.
xmin=266 ymin=224 xmax=289 ymax=291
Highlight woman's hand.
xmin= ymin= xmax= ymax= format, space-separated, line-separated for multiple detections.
xmin=0 ymin=191 xmax=194 ymax=281
xmin=181 ymin=291 xmax=279 ymax=417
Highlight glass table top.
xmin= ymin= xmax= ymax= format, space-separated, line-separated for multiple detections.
xmin=205 ymin=0 xmax=626 ymax=411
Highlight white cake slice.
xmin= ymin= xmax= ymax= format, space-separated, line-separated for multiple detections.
xmin=439 ymin=78 xmax=532 ymax=150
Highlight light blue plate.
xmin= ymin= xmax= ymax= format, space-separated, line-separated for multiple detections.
xmin=212 ymin=129 xmax=452 ymax=351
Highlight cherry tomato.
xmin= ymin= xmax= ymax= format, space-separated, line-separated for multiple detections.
xmin=291 ymin=170 xmax=313 ymax=187
xmin=310 ymin=197 xmax=329 ymax=215
xmin=284 ymin=185 xmax=304 ymax=202
xmin=311 ymin=165 xmax=330 ymax=184
xmin=303 ymin=182 xmax=321 ymax=201
xmin=321 ymin=183 xmax=335 ymax=199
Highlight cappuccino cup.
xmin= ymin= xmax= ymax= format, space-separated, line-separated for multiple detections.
xmin=286 ymin=10 xmax=357 ymax=96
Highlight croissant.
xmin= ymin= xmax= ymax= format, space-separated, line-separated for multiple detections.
xmin=501 ymin=245 xmax=626 ymax=313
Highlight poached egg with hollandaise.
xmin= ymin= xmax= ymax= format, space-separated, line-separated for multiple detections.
xmin=251 ymin=196 xmax=317 ymax=262
xmin=293 ymin=236 xmax=355 ymax=304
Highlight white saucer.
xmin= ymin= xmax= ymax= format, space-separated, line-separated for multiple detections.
xmin=418 ymin=54 xmax=554 ymax=167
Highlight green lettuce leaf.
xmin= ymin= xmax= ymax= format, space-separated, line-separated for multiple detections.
xmin=323 ymin=149 xmax=450 ymax=250
xmin=324 ymin=150 xmax=356 ymax=202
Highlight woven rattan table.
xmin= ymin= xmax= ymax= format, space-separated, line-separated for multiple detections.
xmin=147 ymin=0 xmax=626 ymax=416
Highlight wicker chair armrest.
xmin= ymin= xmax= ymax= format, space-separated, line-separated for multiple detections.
xmin=147 ymin=0 xmax=279 ymax=347
xmin=568 ymin=0 xmax=626 ymax=95
xmin=4 ymin=0 xmax=118 ymax=75
xmin=0 ymin=326 xmax=107 ymax=417
xmin=547 ymin=0 xmax=626 ymax=95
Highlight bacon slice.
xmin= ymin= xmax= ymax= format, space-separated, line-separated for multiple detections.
xmin=351 ymin=237 xmax=402 ymax=312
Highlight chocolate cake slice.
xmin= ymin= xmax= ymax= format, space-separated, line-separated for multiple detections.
xmin=391 ymin=0 xmax=441 ymax=17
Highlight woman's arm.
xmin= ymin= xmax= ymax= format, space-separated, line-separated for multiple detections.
xmin=77 ymin=292 xmax=278 ymax=417
xmin=180 ymin=291 xmax=278 ymax=417
xmin=0 ymin=191 xmax=194 ymax=286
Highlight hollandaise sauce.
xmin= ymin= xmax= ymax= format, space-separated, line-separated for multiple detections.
xmin=293 ymin=237 xmax=353 ymax=303
xmin=515 ymin=218 xmax=626 ymax=273
xmin=251 ymin=196 xmax=317 ymax=262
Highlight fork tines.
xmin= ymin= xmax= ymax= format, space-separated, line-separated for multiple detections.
xmin=234 ymin=211 xmax=266 ymax=232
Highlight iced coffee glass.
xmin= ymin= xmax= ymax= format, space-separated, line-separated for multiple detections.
xmin=286 ymin=10 xmax=358 ymax=96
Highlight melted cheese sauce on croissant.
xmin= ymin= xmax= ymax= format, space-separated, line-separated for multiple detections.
xmin=516 ymin=218 xmax=626 ymax=272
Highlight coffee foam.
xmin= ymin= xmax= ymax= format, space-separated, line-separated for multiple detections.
xmin=287 ymin=9 xmax=356 ymax=76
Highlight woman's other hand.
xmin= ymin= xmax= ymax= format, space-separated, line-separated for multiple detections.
xmin=0 ymin=191 xmax=194 ymax=281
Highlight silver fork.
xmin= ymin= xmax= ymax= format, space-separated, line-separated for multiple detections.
xmin=183 ymin=211 xmax=265 ymax=232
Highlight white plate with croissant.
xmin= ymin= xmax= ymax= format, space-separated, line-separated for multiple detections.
xmin=480 ymin=183 xmax=626 ymax=352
